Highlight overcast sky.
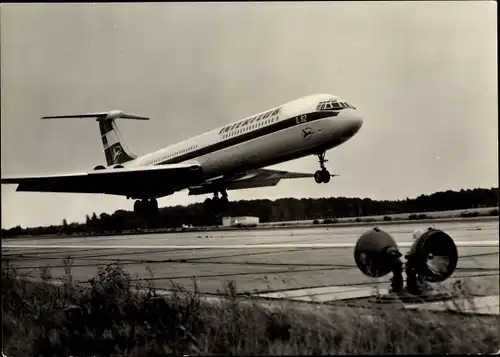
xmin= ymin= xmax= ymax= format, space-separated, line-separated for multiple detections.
xmin=1 ymin=2 xmax=497 ymax=229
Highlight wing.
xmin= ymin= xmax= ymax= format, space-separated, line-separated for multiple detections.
xmin=2 ymin=163 xmax=203 ymax=198
xmin=188 ymin=168 xmax=338 ymax=195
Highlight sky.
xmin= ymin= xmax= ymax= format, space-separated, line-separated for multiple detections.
xmin=1 ymin=2 xmax=498 ymax=229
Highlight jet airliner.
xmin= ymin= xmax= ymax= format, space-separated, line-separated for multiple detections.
xmin=1 ymin=94 xmax=363 ymax=215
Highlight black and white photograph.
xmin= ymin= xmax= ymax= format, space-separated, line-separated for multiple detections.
xmin=1 ymin=2 xmax=498 ymax=355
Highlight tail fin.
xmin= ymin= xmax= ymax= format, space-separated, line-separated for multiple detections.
xmin=42 ymin=110 xmax=149 ymax=166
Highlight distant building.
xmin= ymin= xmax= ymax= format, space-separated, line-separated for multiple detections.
xmin=222 ymin=216 xmax=259 ymax=227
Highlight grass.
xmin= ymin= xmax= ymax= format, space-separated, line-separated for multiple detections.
xmin=2 ymin=259 xmax=499 ymax=356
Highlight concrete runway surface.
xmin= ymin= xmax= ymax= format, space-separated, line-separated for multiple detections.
xmin=3 ymin=220 xmax=499 ymax=315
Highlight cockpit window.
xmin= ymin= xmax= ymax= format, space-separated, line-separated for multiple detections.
xmin=317 ymin=99 xmax=355 ymax=111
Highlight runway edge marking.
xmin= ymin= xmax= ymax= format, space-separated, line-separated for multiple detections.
xmin=3 ymin=240 xmax=499 ymax=249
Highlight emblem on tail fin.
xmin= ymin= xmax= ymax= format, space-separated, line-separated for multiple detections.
xmin=112 ymin=145 xmax=123 ymax=164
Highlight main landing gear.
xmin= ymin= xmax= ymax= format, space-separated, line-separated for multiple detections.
xmin=133 ymin=198 xmax=158 ymax=215
xmin=314 ymin=151 xmax=331 ymax=184
xmin=203 ymin=190 xmax=229 ymax=214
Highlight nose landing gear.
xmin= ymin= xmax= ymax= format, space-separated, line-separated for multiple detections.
xmin=314 ymin=151 xmax=331 ymax=184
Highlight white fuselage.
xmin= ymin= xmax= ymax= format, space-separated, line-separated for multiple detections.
xmin=126 ymin=94 xmax=363 ymax=182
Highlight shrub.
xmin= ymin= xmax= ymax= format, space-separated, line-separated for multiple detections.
xmin=2 ymin=260 xmax=499 ymax=355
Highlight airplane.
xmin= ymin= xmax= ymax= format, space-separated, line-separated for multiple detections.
xmin=1 ymin=94 xmax=363 ymax=215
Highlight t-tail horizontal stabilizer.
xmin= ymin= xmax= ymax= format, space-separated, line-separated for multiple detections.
xmin=41 ymin=110 xmax=149 ymax=166
xmin=41 ymin=110 xmax=149 ymax=121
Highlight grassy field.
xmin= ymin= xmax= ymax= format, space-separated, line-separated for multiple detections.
xmin=2 ymin=258 xmax=499 ymax=356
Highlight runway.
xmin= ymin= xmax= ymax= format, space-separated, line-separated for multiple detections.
xmin=2 ymin=220 xmax=499 ymax=314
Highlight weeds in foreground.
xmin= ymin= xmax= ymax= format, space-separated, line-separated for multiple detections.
xmin=2 ymin=259 xmax=499 ymax=356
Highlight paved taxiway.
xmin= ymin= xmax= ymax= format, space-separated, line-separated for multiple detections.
xmin=3 ymin=220 xmax=498 ymax=305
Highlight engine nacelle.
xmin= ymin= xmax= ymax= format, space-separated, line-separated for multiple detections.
xmin=94 ymin=165 xmax=106 ymax=170
xmin=113 ymin=165 xmax=124 ymax=169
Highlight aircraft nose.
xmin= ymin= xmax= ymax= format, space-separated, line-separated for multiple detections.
xmin=350 ymin=116 xmax=363 ymax=133
xmin=341 ymin=111 xmax=363 ymax=137
xmin=339 ymin=111 xmax=363 ymax=140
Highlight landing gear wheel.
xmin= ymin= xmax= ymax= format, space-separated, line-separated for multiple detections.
xmin=134 ymin=200 xmax=141 ymax=214
xmin=219 ymin=196 xmax=229 ymax=211
xmin=204 ymin=197 xmax=213 ymax=211
xmin=211 ymin=196 xmax=221 ymax=214
xmin=204 ymin=192 xmax=229 ymax=214
xmin=149 ymin=199 xmax=158 ymax=215
xmin=203 ymin=197 xmax=217 ymax=214
xmin=314 ymin=170 xmax=323 ymax=184
xmin=321 ymin=169 xmax=331 ymax=183
xmin=314 ymin=169 xmax=331 ymax=184
xmin=134 ymin=199 xmax=158 ymax=215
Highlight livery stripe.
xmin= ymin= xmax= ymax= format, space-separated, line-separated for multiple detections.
xmin=102 ymin=131 xmax=120 ymax=150
xmin=161 ymin=110 xmax=340 ymax=165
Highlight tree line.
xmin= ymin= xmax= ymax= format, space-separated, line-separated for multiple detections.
xmin=2 ymin=187 xmax=498 ymax=238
